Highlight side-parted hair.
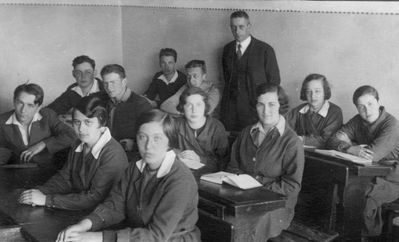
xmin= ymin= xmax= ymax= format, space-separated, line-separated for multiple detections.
xmin=300 ymin=73 xmax=331 ymax=101
xmin=159 ymin=48 xmax=177 ymax=62
xmin=73 ymin=96 xmax=108 ymax=127
xmin=185 ymin=60 xmax=207 ymax=74
xmin=14 ymin=83 xmax=44 ymax=106
xmin=72 ymin=55 xmax=95 ymax=69
xmin=100 ymin=64 xmax=126 ymax=79
xmin=352 ymin=85 xmax=379 ymax=105
xmin=177 ymin=87 xmax=211 ymax=115
xmin=255 ymin=83 xmax=289 ymax=114
xmin=135 ymin=109 xmax=178 ymax=150
xmin=230 ymin=10 xmax=250 ymax=20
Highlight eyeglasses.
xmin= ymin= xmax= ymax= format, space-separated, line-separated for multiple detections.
xmin=73 ymin=70 xmax=94 ymax=78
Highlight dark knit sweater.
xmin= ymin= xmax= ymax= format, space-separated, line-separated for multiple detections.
xmin=328 ymin=107 xmax=399 ymax=162
xmin=145 ymin=70 xmax=187 ymax=105
xmin=48 ymin=78 xmax=108 ymax=115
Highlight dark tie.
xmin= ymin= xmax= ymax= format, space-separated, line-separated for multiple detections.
xmin=252 ymin=128 xmax=266 ymax=148
xmin=237 ymin=44 xmax=242 ymax=59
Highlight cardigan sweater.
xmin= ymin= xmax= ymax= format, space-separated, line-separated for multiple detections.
xmin=86 ymin=153 xmax=200 ymax=242
xmin=48 ymin=78 xmax=108 ymax=115
xmin=227 ymin=117 xmax=304 ymax=240
xmin=285 ymin=102 xmax=343 ymax=148
xmin=328 ymin=107 xmax=399 ymax=162
xmin=0 ymin=108 xmax=77 ymax=165
xmin=37 ymin=135 xmax=128 ymax=210
xmin=176 ymin=117 xmax=229 ymax=171
xmin=145 ymin=70 xmax=187 ymax=105
xmin=107 ymin=91 xmax=152 ymax=142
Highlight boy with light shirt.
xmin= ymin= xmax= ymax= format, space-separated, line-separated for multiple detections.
xmin=144 ymin=48 xmax=186 ymax=107
xmin=0 ymin=83 xmax=76 ymax=167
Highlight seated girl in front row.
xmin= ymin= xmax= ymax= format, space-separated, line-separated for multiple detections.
xmin=227 ymin=83 xmax=304 ymax=241
xmin=19 ymin=96 xmax=128 ymax=210
xmin=176 ymin=87 xmax=229 ymax=172
xmin=56 ymin=109 xmax=201 ymax=242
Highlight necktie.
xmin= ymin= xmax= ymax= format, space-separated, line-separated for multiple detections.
xmin=237 ymin=44 xmax=242 ymax=59
xmin=252 ymin=128 xmax=266 ymax=148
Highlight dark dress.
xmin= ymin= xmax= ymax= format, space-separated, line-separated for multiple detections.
xmin=285 ymin=101 xmax=343 ymax=148
xmin=86 ymin=151 xmax=201 ymax=242
xmin=176 ymin=117 xmax=229 ymax=171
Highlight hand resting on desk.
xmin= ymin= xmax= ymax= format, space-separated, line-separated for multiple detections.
xmin=56 ymin=218 xmax=102 ymax=242
xmin=347 ymin=145 xmax=374 ymax=161
xmin=18 ymin=189 xmax=46 ymax=206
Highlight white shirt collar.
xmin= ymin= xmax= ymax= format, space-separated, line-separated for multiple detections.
xmin=71 ymin=79 xmax=100 ymax=97
xmin=157 ymin=71 xmax=178 ymax=85
xmin=135 ymin=150 xmax=176 ymax=178
xmin=298 ymin=101 xmax=330 ymax=118
xmin=5 ymin=111 xmax=42 ymax=126
xmin=74 ymin=127 xmax=112 ymax=159
xmin=237 ymin=36 xmax=252 ymax=55
xmin=250 ymin=115 xmax=286 ymax=136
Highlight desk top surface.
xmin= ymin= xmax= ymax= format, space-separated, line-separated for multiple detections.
xmin=305 ymin=150 xmax=394 ymax=177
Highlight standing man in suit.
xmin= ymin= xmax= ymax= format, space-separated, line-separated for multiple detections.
xmin=221 ymin=10 xmax=281 ymax=132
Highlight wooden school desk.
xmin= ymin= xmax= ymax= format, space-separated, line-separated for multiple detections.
xmin=0 ymin=166 xmax=286 ymax=242
xmin=304 ymin=150 xmax=394 ymax=240
xmin=192 ymin=170 xmax=287 ymax=242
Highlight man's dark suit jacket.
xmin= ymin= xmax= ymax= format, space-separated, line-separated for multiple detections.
xmin=221 ymin=36 xmax=281 ymax=131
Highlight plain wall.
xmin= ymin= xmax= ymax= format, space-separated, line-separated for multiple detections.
xmin=0 ymin=4 xmax=123 ymax=112
xmin=122 ymin=6 xmax=399 ymax=122
xmin=1 ymin=1 xmax=399 ymax=123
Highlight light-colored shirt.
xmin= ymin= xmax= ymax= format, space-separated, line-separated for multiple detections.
xmin=298 ymin=101 xmax=330 ymax=118
xmin=236 ymin=36 xmax=252 ymax=55
xmin=157 ymin=71 xmax=179 ymax=85
xmin=71 ymin=79 xmax=100 ymax=97
xmin=5 ymin=112 xmax=43 ymax=146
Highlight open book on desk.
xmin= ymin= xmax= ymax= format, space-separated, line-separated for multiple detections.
xmin=200 ymin=171 xmax=262 ymax=190
xmin=314 ymin=149 xmax=372 ymax=165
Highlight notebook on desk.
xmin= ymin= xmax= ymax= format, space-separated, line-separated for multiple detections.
xmin=314 ymin=149 xmax=372 ymax=165
xmin=200 ymin=171 xmax=262 ymax=190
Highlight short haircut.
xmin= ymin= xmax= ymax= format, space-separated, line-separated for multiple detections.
xmin=14 ymin=83 xmax=44 ymax=106
xmin=230 ymin=10 xmax=250 ymax=20
xmin=185 ymin=60 xmax=207 ymax=74
xmin=159 ymin=48 xmax=177 ymax=62
xmin=352 ymin=85 xmax=379 ymax=105
xmin=72 ymin=55 xmax=95 ymax=69
xmin=135 ymin=109 xmax=178 ymax=150
xmin=100 ymin=64 xmax=126 ymax=79
xmin=72 ymin=96 xmax=108 ymax=127
xmin=177 ymin=87 xmax=211 ymax=115
xmin=300 ymin=73 xmax=331 ymax=101
xmin=255 ymin=83 xmax=289 ymax=114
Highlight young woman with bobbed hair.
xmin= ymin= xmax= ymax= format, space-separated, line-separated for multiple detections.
xmin=19 ymin=95 xmax=128 ymax=210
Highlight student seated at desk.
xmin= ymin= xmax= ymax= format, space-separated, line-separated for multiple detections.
xmin=285 ymin=74 xmax=343 ymax=148
xmin=18 ymin=96 xmax=128 ymax=210
xmin=144 ymin=48 xmax=187 ymax=107
xmin=227 ymin=83 xmax=304 ymax=241
xmin=55 ymin=110 xmax=201 ymax=242
xmin=160 ymin=60 xmax=220 ymax=116
xmin=48 ymin=55 xmax=108 ymax=119
xmin=102 ymin=64 xmax=153 ymax=160
xmin=176 ymin=87 xmax=229 ymax=172
xmin=0 ymin=83 xmax=76 ymax=167
xmin=327 ymin=85 xmax=399 ymax=238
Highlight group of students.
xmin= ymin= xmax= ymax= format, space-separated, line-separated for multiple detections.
xmin=0 ymin=11 xmax=398 ymax=242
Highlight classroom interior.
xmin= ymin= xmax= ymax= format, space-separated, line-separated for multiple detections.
xmin=1 ymin=0 xmax=399 ymax=241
